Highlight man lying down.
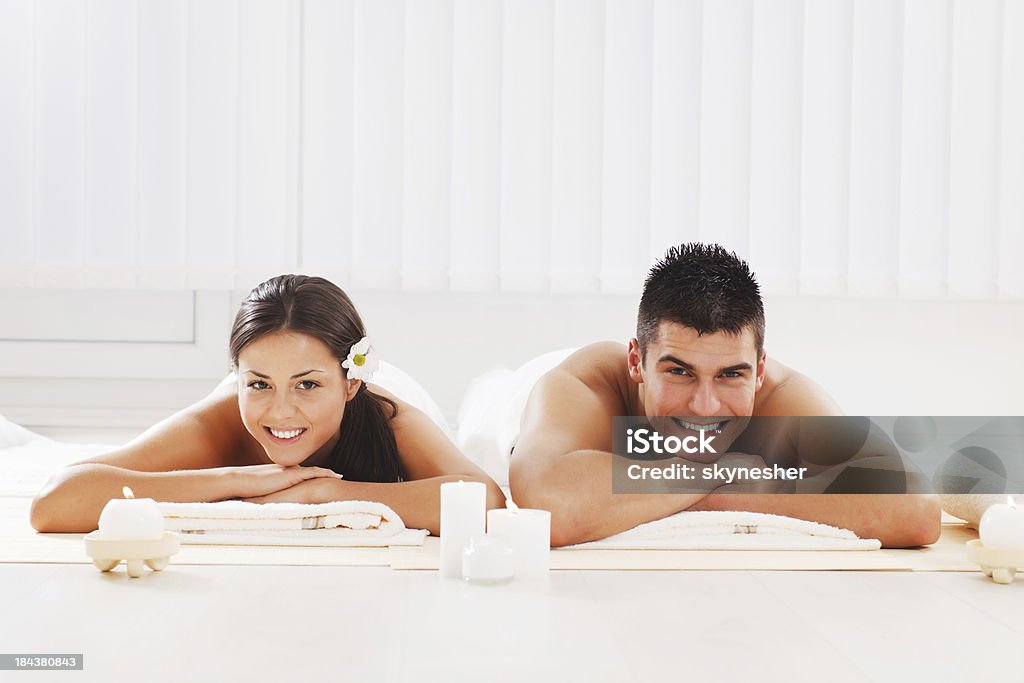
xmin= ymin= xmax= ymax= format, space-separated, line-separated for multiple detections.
xmin=509 ymin=243 xmax=941 ymax=549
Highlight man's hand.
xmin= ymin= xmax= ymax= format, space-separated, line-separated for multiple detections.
xmin=696 ymin=452 xmax=792 ymax=495
xmin=241 ymin=477 xmax=344 ymax=504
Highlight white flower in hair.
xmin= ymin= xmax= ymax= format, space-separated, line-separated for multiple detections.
xmin=342 ymin=336 xmax=379 ymax=382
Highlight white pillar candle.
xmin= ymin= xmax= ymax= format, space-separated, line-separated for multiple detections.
xmin=440 ymin=480 xmax=486 ymax=578
xmin=980 ymin=497 xmax=1024 ymax=550
xmin=97 ymin=487 xmax=164 ymax=541
xmin=487 ymin=505 xmax=551 ymax=579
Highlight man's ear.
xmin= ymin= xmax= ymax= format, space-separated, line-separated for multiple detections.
xmin=627 ymin=338 xmax=645 ymax=384
xmin=755 ymin=351 xmax=767 ymax=391
xmin=346 ymin=379 xmax=361 ymax=401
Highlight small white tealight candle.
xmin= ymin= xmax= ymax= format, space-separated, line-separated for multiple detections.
xmin=980 ymin=496 xmax=1024 ymax=551
xmin=462 ymin=535 xmax=514 ymax=585
xmin=487 ymin=501 xmax=551 ymax=580
xmin=440 ymin=480 xmax=486 ymax=578
xmin=97 ymin=487 xmax=165 ymax=541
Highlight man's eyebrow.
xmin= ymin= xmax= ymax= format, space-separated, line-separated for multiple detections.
xmin=657 ymin=356 xmax=752 ymax=374
xmin=657 ymin=355 xmax=695 ymax=371
xmin=243 ymin=369 xmax=325 ymax=379
xmin=719 ymin=363 xmax=753 ymax=374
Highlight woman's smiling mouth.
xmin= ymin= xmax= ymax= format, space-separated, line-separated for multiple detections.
xmin=265 ymin=427 xmax=307 ymax=443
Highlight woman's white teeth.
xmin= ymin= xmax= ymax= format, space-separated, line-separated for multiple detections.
xmin=679 ymin=421 xmax=722 ymax=432
xmin=270 ymin=428 xmax=305 ymax=439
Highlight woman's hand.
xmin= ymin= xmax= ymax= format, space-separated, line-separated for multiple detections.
xmin=241 ymin=477 xmax=345 ymax=504
xmin=220 ymin=463 xmax=343 ymax=499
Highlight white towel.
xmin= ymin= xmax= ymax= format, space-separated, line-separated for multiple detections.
xmin=170 ymin=528 xmax=429 ymax=547
xmin=158 ymin=499 xmax=404 ymax=532
xmin=456 ymin=348 xmax=577 ymax=486
xmin=157 ymin=499 xmax=429 ymax=547
xmin=565 ymin=510 xmax=881 ymax=551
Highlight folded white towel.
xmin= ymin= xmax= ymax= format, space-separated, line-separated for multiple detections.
xmin=159 ymin=499 xmax=408 ymax=535
xmin=565 ymin=510 xmax=881 ymax=551
xmin=173 ymin=528 xmax=429 ymax=547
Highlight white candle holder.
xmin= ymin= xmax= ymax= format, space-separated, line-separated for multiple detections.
xmin=84 ymin=531 xmax=180 ymax=578
xmin=966 ymin=539 xmax=1024 ymax=584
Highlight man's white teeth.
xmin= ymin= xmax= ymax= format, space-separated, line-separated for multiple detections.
xmin=270 ymin=428 xmax=305 ymax=439
xmin=679 ymin=421 xmax=722 ymax=432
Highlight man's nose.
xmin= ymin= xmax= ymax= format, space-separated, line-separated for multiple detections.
xmin=688 ymin=380 xmax=721 ymax=417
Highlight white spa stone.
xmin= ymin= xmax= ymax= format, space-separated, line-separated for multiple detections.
xmin=462 ymin=535 xmax=514 ymax=584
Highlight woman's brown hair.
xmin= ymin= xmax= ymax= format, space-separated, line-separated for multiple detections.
xmin=228 ymin=274 xmax=403 ymax=482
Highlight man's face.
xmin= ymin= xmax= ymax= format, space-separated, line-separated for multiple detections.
xmin=627 ymin=321 xmax=765 ymax=459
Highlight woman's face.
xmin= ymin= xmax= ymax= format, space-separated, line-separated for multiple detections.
xmin=236 ymin=330 xmax=358 ymax=467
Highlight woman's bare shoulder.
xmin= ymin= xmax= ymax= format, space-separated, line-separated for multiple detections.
xmin=75 ymin=381 xmax=262 ymax=471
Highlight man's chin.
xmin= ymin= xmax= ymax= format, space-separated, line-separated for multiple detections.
xmin=678 ymin=452 xmax=723 ymax=465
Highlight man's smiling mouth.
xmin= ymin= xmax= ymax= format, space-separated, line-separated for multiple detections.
xmin=670 ymin=418 xmax=728 ymax=433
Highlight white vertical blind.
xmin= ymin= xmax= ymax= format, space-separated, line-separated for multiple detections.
xmin=1 ymin=0 xmax=1022 ymax=299
xmin=301 ymin=0 xmax=355 ymax=289
xmin=136 ymin=0 xmax=187 ymax=289
xmin=449 ymin=0 xmax=501 ymax=292
xmin=847 ymin=0 xmax=903 ymax=298
xmin=798 ymin=0 xmax=852 ymax=297
xmin=1001 ymin=0 xmax=1024 ymax=298
xmin=402 ymin=0 xmax=453 ymax=291
xmin=0 ymin=0 xmax=34 ymax=287
xmin=550 ymin=0 xmax=603 ymax=293
xmin=948 ymin=0 xmax=1001 ymax=299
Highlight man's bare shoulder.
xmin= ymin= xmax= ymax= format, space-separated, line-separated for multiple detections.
xmin=756 ymin=358 xmax=843 ymax=417
xmin=557 ymin=341 xmax=627 ymax=386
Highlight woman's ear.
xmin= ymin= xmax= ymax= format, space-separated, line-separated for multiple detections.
xmin=346 ymin=378 xmax=361 ymax=401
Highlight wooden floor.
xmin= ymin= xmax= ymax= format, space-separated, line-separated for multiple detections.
xmin=2 ymin=561 xmax=1023 ymax=682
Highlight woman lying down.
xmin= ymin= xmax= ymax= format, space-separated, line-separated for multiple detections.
xmin=30 ymin=275 xmax=506 ymax=536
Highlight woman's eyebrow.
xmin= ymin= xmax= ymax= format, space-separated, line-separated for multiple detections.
xmin=243 ymin=369 xmax=325 ymax=379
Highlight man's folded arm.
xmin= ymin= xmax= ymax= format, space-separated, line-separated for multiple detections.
xmin=508 ymin=370 xmax=708 ymax=547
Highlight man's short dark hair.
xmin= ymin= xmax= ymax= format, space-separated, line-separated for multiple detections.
xmin=637 ymin=243 xmax=765 ymax=358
